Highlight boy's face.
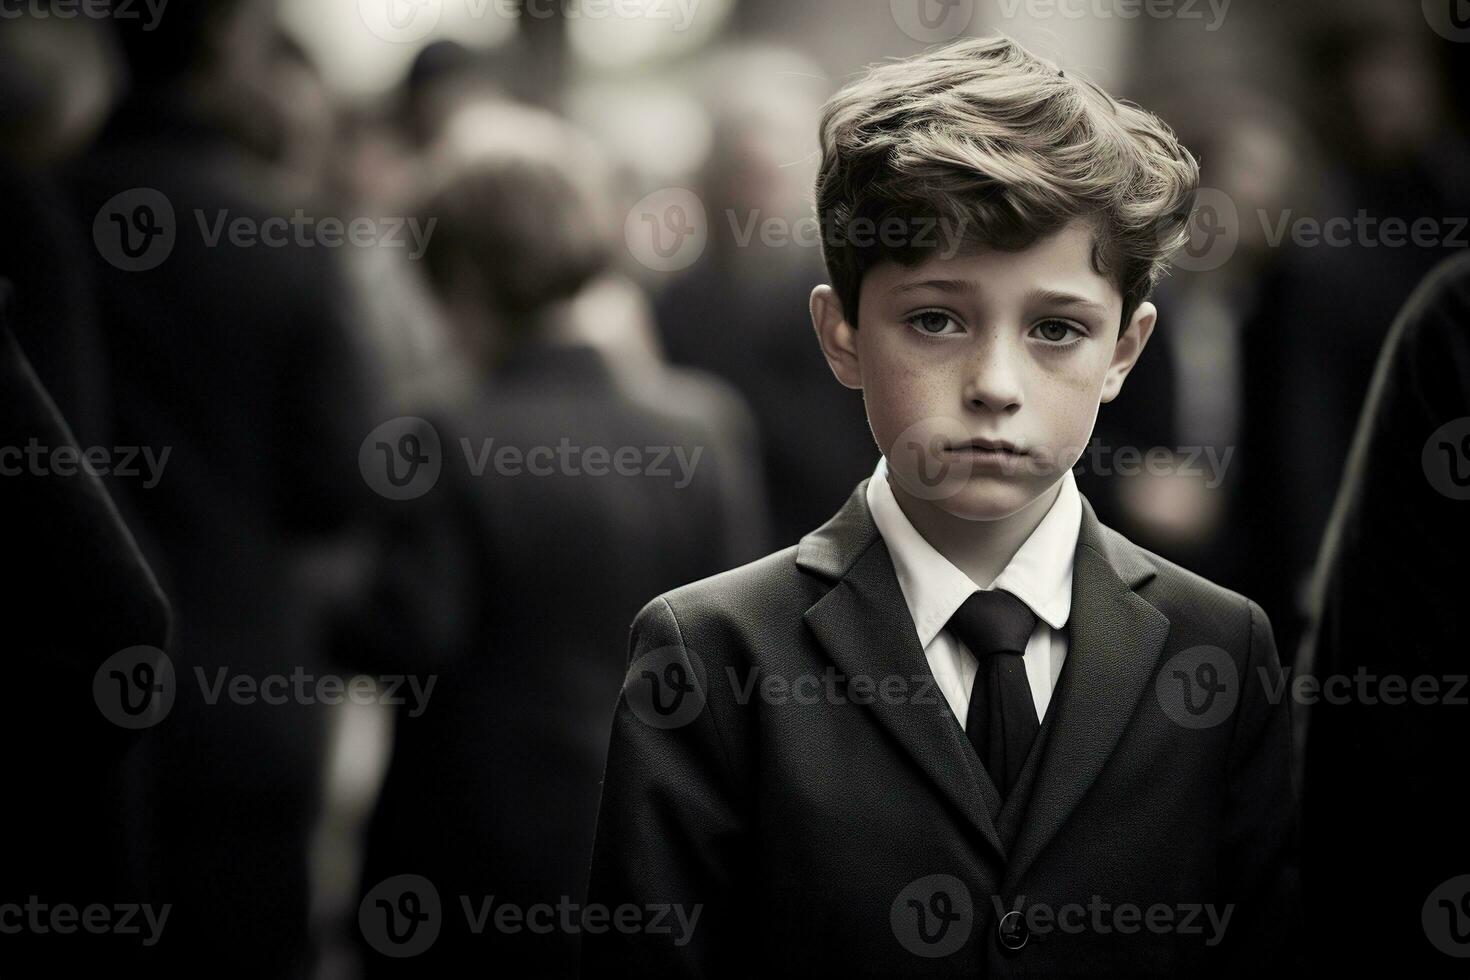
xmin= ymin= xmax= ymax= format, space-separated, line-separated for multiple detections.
xmin=811 ymin=218 xmax=1156 ymax=523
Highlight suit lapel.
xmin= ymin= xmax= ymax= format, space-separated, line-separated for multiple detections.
xmin=799 ymin=481 xmax=1008 ymax=864
xmin=1001 ymin=495 xmax=1171 ymax=890
xmin=796 ymin=483 xmax=1172 ymax=878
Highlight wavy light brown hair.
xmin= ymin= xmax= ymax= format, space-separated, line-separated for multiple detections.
xmin=815 ymin=36 xmax=1200 ymax=331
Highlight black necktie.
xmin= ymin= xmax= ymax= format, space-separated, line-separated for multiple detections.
xmin=947 ymin=589 xmax=1040 ymax=801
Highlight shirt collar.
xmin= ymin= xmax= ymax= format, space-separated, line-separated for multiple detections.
xmin=865 ymin=455 xmax=1081 ymax=648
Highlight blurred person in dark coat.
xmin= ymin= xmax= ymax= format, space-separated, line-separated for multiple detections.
xmin=2 ymin=293 xmax=171 ymax=970
xmin=654 ymin=48 xmax=876 ymax=547
xmin=66 ymin=3 xmax=378 ymax=974
xmin=0 ymin=17 xmax=118 ymax=447
xmin=1299 ymin=250 xmax=1470 ymax=974
xmin=354 ymin=101 xmax=769 ymax=976
xmin=1241 ymin=15 xmax=1470 ymax=657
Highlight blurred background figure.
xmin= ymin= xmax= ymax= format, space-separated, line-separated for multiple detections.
xmin=0 ymin=16 xmax=116 ymax=446
xmin=1233 ymin=4 xmax=1470 ymax=656
xmin=650 ymin=45 xmax=876 ymax=546
xmin=1 ymin=16 xmax=167 ymax=973
xmin=2 ymin=295 xmax=171 ymax=973
xmin=67 ymin=2 xmax=378 ymax=974
xmin=352 ymin=99 xmax=769 ymax=976
xmin=1298 ymin=250 xmax=1470 ymax=974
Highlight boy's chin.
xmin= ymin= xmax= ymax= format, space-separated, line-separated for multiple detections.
xmin=923 ymin=477 xmax=1052 ymax=523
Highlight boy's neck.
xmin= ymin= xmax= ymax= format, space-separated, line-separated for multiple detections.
xmin=887 ymin=473 xmax=1065 ymax=589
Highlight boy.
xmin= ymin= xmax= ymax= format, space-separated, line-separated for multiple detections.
xmin=584 ymin=36 xmax=1298 ymax=978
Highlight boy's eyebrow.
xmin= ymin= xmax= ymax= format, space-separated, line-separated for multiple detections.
xmin=888 ymin=281 xmax=1111 ymax=315
xmin=1027 ymin=288 xmax=1110 ymax=314
xmin=888 ymin=278 xmax=978 ymax=296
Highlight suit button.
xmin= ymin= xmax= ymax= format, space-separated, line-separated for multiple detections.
xmin=997 ymin=909 xmax=1028 ymax=951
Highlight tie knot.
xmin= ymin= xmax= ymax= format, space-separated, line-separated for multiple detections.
xmin=948 ymin=589 xmax=1037 ymax=658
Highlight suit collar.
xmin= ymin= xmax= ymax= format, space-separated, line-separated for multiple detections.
xmin=864 ymin=457 xmax=1082 ymax=645
xmin=798 ymin=478 xmax=1169 ymax=876
xmin=797 ymin=476 xmax=1159 ymax=593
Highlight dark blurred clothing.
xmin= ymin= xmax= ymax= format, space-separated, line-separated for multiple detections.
xmin=1240 ymin=151 xmax=1470 ymax=655
xmin=357 ymin=341 xmax=770 ymax=977
xmin=1299 ymin=250 xmax=1470 ymax=974
xmin=0 ymin=159 xmax=109 ymax=445
xmin=2 ymin=320 xmax=170 ymax=968
xmin=655 ymin=258 xmax=875 ymax=546
xmin=66 ymin=94 xmax=376 ymax=978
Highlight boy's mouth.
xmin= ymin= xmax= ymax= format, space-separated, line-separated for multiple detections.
xmin=940 ymin=438 xmax=1029 ymax=473
xmin=945 ymin=438 xmax=1027 ymax=456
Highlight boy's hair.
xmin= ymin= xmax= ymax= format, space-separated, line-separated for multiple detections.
xmin=815 ymin=36 xmax=1200 ymax=331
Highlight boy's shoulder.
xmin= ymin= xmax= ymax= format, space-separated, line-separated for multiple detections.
xmin=1088 ymin=514 xmax=1273 ymax=646
xmin=631 ymin=543 xmax=818 ymax=640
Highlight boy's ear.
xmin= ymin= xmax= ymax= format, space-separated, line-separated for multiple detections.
xmin=810 ymin=285 xmax=863 ymax=390
xmin=1100 ymin=300 xmax=1157 ymax=404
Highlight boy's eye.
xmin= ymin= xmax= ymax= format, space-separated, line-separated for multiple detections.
xmin=907 ymin=311 xmax=962 ymax=336
xmin=1032 ymin=319 xmax=1083 ymax=344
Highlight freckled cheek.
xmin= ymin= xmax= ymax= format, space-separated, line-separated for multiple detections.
xmin=864 ymin=368 xmax=954 ymax=450
xmin=1028 ymin=369 xmax=1104 ymax=451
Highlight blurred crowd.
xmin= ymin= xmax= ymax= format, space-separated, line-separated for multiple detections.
xmin=2 ymin=0 xmax=1467 ymax=976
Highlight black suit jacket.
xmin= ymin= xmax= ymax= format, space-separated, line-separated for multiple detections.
xmin=358 ymin=343 xmax=771 ymax=976
xmin=584 ymin=481 xmax=1299 ymax=978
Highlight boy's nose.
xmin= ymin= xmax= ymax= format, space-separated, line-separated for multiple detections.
xmin=961 ymin=339 xmax=1024 ymax=413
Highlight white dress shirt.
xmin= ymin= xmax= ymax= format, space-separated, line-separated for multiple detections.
xmin=865 ymin=456 xmax=1082 ymax=727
